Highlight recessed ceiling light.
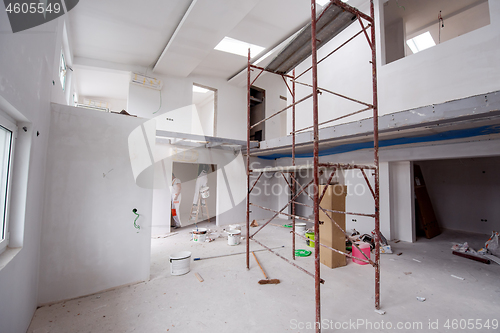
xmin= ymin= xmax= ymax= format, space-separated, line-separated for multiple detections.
xmin=214 ymin=37 xmax=265 ymax=58
xmin=406 ymin=31 xmax=436 ymax=54
xmin=193 ymin=86 xmax=209 ymax=93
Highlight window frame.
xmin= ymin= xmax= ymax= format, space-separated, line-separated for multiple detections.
xmin=0 ymin=112 xmax=16 ymax=255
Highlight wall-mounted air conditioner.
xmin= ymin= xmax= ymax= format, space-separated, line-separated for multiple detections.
xmin=131 ymin=73 xmax=163 ymax=90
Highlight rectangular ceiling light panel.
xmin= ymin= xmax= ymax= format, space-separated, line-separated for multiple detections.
xmin=214 ymin=37 xmax=265 ymax=58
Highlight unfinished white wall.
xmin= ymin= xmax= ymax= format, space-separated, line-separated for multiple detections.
xmin=128 ymin=74 xmax=246 ymax=141
xmin=0 ymin=13 xmax=67 ymax=333
xmin=417 ymin=157 xmax=500 ymax=234
xmin=38 ymin=104 xmax=153 ymax=305
xmin=252 ymin=73 xmax=287 ymax=141
xmin=288 ymin=0 xmax=500 ymax=132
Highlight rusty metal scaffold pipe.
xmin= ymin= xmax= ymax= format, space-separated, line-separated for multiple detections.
xmin=310 ymin=1 xmax=321 ymax=330
xmin=246 ymin=48 xmax=251 ymax=270
xmin=370 ymin=0 xmax=381 ymax=311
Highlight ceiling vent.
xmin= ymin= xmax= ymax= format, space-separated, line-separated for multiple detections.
xmin=131 ymin=73 xmax=163 ymax=90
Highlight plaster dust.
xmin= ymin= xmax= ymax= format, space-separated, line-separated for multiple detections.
xmin=28 ymin=223 xmax=500 ymax=333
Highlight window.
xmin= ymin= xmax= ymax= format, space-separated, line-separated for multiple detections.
xmin=59 ymin=49 xmax=67 ymax=91
xmin=0 ymin=113 xmax=15 ymax=254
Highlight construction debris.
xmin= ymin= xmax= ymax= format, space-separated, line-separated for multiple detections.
xmin=451 ymin=275 xmax=465 ymax=280
xmin=452 ymin=250 xmax=490 ymax=264
xmin=194 ymin=273 xmax=204 ymax=282
xmin=250 ymin=220 xmax=259 ymax=227
xmin=416 ymin=297 xmax=426 ymax=302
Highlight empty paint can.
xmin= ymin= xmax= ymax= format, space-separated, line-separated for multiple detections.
xmin=352 ymin=242 xmax=371 ymax=265
xmin=295 ymin=222 xmax=307 ymax=235
xmin=227 ymin=229 xmax=241 ymax=246
xmin=192 ymin=228 xmax=207 ymax=242
xmin=170 ymin=251 xmax=191 ymax=275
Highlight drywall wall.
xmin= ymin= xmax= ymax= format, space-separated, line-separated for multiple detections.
xmin=252 ymin=73 xmax=287 ymax=141
xmin=416 ymin=157 xmax=500 ymax=234
xmin=0 ymin=13 xmax=66 ymax=333
xmin=38 ymin=104 xmax=153 ymax=304
xmin=127 ymin=74 xmax=246 ymax=141
xmin=289 ymin=0 xmax=500 ymax=131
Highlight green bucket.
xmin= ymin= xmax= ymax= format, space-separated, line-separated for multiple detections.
xmin=305 ymin=232 xmax=315 ymax=248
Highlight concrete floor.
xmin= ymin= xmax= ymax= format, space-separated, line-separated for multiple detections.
xmin=29 ymin=222 xmax=500 ymax=332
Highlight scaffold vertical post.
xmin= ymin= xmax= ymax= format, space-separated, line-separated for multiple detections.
xmin=246 ymin=48 xmax=251 ymax=270
xmin=311 ymin=0 xmax=321 ymax=331
xmin=292 ymin=69 xmax=296 ymax=259
xmin=370 ymin=0 xmax=381 ymax=310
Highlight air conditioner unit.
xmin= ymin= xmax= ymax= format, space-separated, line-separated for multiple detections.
xmin=131 ymin=73 xmax=163 ymax=90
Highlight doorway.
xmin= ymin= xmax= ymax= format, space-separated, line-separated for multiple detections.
xmin=250 ymin=86 xmax=265 ymax=142
xmin=192 ymin=83 xmax=217 ymax=136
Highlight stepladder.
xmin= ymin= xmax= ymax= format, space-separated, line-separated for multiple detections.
xmin=189 ymin=190 xmax=210 ymax=224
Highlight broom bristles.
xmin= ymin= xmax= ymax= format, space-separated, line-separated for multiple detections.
xmin=258 ymin=279 xmax=280 ymax=284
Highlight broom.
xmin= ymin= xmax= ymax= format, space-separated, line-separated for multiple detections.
xmin=252 ymin=251 xmax=280 ymax=285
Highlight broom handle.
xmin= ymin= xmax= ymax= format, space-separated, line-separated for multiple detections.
xmin=252 ymin=251 xmax=268 ymax=280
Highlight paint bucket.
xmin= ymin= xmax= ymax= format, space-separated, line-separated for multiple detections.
xmin=192 ymin=228 xmax=207 ymax=242
xmin=295 ymin=222 xmax=307 ymax=235
xmin=352 ymin=242 xmax=371 ymax=265
xmin=200 ymin=186 xmax=210 ymax=199
xmin=170 ymin=251 xmax=191 ymax=275
xmin=227 ymin=229 xmax=241 ymax=246
xmin=305 ymin=232 xmax=315 ymax=248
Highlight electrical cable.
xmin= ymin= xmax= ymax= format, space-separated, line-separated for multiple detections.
xmin=152 ymin=90 xmax=162 ymax=114
xmin=132 ymin=208 xmax=141 ymax=230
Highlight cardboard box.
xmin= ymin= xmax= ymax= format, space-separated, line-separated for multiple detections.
xmin=319 ymin=185 xmax=347 ymax=268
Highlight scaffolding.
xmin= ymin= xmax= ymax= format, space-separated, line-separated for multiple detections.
xmin=245 ymin=0 xmax=380 ymax=331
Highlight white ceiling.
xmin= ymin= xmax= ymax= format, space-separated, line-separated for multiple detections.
xmin=69 ymin=0 xmax=368 ymax=100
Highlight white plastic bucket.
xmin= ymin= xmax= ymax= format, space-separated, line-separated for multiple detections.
xmin=170 ymin=251 xmax=191 ymax=275
xmin=227 ymin=229 xmax=241 ymax=246
xmin=192 ymin=228 xmax=207 ymax=242
xmin=295 ymin=222 xmax=307 ymax=235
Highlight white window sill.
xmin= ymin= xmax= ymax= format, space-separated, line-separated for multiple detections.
xmin=0 ymin=247 xmax=22 ymax=272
